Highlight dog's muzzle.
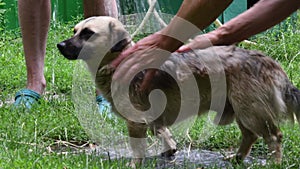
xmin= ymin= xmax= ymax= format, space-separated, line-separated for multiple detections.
xmin=57 ymin=41 xmax=80 ymax=60
xmin=57 ymin=42 xmax=66 ymax=51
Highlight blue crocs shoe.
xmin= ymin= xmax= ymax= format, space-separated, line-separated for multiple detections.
xmin=96 ymin=95 xmax=114 ymax=119
xmin=14 ymin=89 xmax=41 ymax=109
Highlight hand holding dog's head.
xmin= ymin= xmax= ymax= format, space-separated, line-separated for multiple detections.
xmin=57 ymin=16 xmax=131 ymax=63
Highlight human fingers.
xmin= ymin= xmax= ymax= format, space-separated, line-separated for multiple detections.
xmin=140 ymin=69 xmax=156 ymax=91
xmin=113 ymin=46 xmax=169 ymax=86
xmin=112 ymin=52 xmax=138 ymax=83
xmin=177 ymin=34 xmax=214 ymax=53
xmin=117 ymin=48 xmax=157 ymax=84
xmin=176 ymin=45 xmax=192 ymax=53
xmin=112 ymin=47 xmax=151 ymax=84
xmin=110 ymin=45 xmax=138 ymax=68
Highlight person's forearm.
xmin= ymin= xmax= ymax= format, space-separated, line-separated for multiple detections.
xmin=176 ymin=0 xmax=233 ymax=30
xmin=159 ymin=0 xmax=232 ymax=51
xmin=213 ymin=0 xmax=300 ymax=45
xmin=161 ymin=0 xmax=232 ymax=41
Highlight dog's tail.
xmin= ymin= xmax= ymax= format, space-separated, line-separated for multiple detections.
xmin=285 ymin=85 xmax=300 ymax=123
xmin=293 ymin=87 xmax=300 ymax=123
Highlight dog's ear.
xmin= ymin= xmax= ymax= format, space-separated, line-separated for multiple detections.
xmin=108 ymin=21 xmax=116 ymax=32
xmin=111 ymin=39 xmax=130 ymax=52
xmin=109 ymin=21 xmax=131 ymax=52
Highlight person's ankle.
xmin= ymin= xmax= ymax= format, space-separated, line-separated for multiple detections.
xmin=26 ymin=80 xmax=46 ymax=95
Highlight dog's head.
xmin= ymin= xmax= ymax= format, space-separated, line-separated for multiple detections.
xmin=57 ymin=16 xmax=131 ymax=65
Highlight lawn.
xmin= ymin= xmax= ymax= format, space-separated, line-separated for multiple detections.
xmin=0 ymin=13 xmax=299 ymax=168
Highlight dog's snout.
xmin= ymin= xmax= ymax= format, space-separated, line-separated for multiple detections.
xmin=57 ymin=42 xmax=66 ymax=51
xmin=57 ymin=39 xmax=81 ymax=60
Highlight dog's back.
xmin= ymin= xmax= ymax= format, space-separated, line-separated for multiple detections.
xmin=96 ymin=45 xmax=300 ymax=124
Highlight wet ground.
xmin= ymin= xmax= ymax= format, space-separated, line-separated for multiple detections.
xmin=84 ymin=146 xmax=267 ymax=169
xmin=155 ymin=149 xmax=266 ymax=169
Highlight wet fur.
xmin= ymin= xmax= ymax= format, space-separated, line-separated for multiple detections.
xmin=58 ymin=16 xmax=300 ymax=165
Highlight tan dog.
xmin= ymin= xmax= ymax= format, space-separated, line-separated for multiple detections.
xmin=57 ymin=16 xmax=300 ymax=166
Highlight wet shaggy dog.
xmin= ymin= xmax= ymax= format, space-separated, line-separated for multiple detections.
xmin=57 ymin=16 xmax=300 ymax=165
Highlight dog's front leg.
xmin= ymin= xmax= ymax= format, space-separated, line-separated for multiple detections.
xmin=152 ymin=126 xmax=177 ymax=158
xmin=127 ymin=121 xmax=147 ymax=168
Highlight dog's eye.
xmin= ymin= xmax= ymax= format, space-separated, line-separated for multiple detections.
xmin=73 ymin=29 xmax=77 ymax=34
xmin=80 ymin=28 xmax=95 ymax=41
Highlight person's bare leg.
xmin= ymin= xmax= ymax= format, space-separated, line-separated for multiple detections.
xmin=83 ymin=0 xmax=118 ymax=19
xmin=83 ymin=0 xmax=118 ymax=104
xmin=83 ymin=0 xmax=118 ymax=116
xmin=18 ymin=0 xmax=51 ymax=95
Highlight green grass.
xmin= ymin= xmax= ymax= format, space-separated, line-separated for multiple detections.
xmin=0 ymin=13 xmax=299 ymax=168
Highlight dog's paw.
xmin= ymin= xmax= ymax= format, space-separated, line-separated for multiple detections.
xmin=224 ymin=153 xmax=236 ymax=161
xmin=126 ymin=158 xmax=143 ymax=169
xmin=161 ymin=148 xmax=177 ymax=160
xmin=224 ymin=153 xmax=244 ymax=165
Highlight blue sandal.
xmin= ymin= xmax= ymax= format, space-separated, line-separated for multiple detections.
xmin=96 ymin=95 xmax=113 ymax=119
xmin=14 ymin=89 xmax=41 ymax=109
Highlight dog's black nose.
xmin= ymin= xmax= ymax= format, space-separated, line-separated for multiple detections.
xmin=57 ymin=42 xmax=66 ymax=51
xmin=56 ymin=41 xmax=79 ymax=60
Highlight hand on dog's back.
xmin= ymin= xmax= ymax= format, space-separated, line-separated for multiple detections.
xmin=111 ymin=33 xmax=183 ymax=90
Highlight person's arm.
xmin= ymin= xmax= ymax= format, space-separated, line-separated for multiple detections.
xmin=215 ymin=0 xmax=300 ymax=45
xmin=111 ymin=0 xmax=233 ymax=87
xmin=111 ymin=0 xmax=233 ymax=68
xmin=178 ymin=0 xmax=300 ymax=51
xmin=156 ymin=0 xmax=233 ymax=52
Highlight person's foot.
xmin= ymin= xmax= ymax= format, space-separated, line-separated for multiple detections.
xmin=96 ymin=95 xmax=114 ymax=119
xmin=13 ymin=89 xmax=41 ymax=109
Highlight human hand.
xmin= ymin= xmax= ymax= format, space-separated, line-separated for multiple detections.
xmin=111 ymin=32 xmax=182 ymax=90
xmin=177 ymin=33 xmax=217 ymax=52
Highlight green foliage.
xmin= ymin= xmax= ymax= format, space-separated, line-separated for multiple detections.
xmin=0 ymin=0 xmax=5 ymax=14
xmin=118 ymin=0 xmax=138 ymax=15
xmin=0 ymin=0 xmax=6 ymax=31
